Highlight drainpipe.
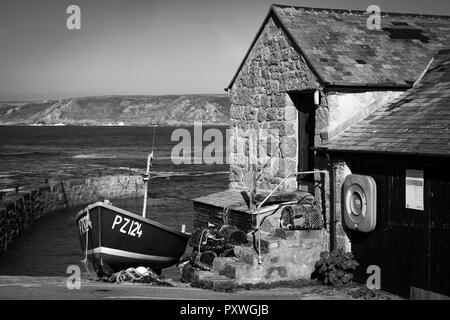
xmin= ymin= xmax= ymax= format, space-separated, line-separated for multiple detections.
xmin=328 ymin=153 xmax=336 ymax=251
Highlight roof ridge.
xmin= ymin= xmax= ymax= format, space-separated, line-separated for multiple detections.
xmin=227 ymin=4 xmax=450 ymax=90
xmin=272 ymin=3 xmax=450 ymax=19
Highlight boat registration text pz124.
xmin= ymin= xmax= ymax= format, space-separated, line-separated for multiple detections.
xmin=112 ymin=215 xmax=143 ymax=238
xmin=78 ymin=215 xmax=91 ymax=235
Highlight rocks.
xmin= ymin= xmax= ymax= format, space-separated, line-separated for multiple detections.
xmin=210 ymin=230 xmax=327 ymax=284
xmin=261 ymin=95 xmax=270 ymax=108
xmin=257 ymin=109 xmax=267 ymax=123
xmin=266 ymin=108 xmax=278 ymax=121
xmin=280 ymin=136 xmax=297 ymax=158
xmin=284 ymin=106 xmax=297 ymax=121
xmin=0 ymin=95 xmax=231 ymax=126
xmin=181 ymin=261 xmax=236 ymax=292
xmin=63 ymin=175 xmax=144 ymax=207
xmin=213 ymin=257 xmax=238 ymax=272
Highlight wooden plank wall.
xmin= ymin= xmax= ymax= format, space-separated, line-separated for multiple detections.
xmin=340 ymin=154 xmax=450 ymax=298
xmin=193 ymin=202 xmax=255 ymax=232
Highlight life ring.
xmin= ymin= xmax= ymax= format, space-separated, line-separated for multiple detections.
xmin=342 ymin=174 xmax=377 ymax=232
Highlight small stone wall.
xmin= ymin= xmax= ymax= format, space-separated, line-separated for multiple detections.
xmin=0 ymin=175 xmax=144 ymax=253
xmin=206 ymin=229 xmax=328 ymax=285
xmin=62 ymin=175 xmax=144 ymax=207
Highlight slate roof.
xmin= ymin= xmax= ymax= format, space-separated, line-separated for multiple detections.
xmin=228 ymin=5 xmax=450 ymax=89
xmin=320 ymin=49 xmax=450 ymax=157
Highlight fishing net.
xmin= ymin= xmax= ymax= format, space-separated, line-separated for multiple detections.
xmin=188 ymin=224 xmax=248 ymax=270
xmin=101 ymin=267 xmax=173 ymax=286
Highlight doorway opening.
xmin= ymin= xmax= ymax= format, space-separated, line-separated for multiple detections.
xmin=289 ymin=92 xmax=316 ymax=192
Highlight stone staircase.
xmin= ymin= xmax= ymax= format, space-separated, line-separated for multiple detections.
xmin=182 ymin=228 xmax=328 ymax=291
xmin=182 ymin=189 xmax=328 ymax=291
xmin=213 ymin=229 xmax=327 ymax=284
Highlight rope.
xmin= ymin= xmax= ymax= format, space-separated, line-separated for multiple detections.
xmin=191 ymin=229 xmax=215 ymax=270
xmin=190 ymin=259 xmax=213 ymax=271
xmin=107 ymin=268 xmax=146 ymax=283
xmin=104 ymin=267 xmax=171 ymax=286
xmin=221 ymin=206 xmax=231 ymax=226
xmin=80 ymin=209 xmax=98 ymax=279
xmin=197 ymin=229 xmax=207 ymax=259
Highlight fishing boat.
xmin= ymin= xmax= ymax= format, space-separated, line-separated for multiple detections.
xmin=75 ymin=151 xmax=190 ymax=276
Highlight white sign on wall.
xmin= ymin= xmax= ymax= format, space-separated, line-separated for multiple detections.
xmin=405 ymin=169 xmax=424 ymax=211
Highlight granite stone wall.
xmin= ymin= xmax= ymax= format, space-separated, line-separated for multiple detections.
xmin=331 ymin=160 xmax=353 ymax=252
xmin=0 ymin=175 xmax=144 ymax=253
xmin=228 ymin=16 xmax=320 ymax=192
xmin=62 ymin=175 xmax=144 ymax=207
xmin=227 ymin=14 xmax=407 ymax=252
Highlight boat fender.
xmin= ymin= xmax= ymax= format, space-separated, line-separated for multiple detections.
xmin=135 ymin=266 xmax=149 ymax=276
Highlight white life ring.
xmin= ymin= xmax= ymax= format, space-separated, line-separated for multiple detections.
xmin=342 ymin=174 xmax=377 ymax=232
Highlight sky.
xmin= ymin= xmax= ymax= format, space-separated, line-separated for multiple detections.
xmin=1 ymin=0 xmax=450 ymax=101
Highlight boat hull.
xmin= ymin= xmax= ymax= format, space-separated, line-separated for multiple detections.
xmin=75 ymin=202 xmax=190 ymax=274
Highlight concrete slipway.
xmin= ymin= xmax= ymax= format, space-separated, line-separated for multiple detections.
xmin=0 ymin=201 xmax=399 ymax=300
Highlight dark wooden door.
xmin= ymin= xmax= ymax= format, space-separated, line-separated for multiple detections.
xmin=291 ymin=93 xmax=315 ymax=182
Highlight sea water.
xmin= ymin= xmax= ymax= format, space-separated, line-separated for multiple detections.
xmin=0 ymin=126 xmax=229 ymax=278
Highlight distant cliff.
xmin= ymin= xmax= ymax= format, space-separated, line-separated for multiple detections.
xmin=0 ymin=95 xmax=230 ymax=126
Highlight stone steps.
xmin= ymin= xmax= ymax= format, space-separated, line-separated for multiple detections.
xmin=181 ymin=264 xmax=236 ymax=292
xmin=256 ymin=229 xmax=327 ymax=253
xmin=210 ymin=229 xmax=327 ymax=284
xmin=216 ymin=260 xmax=265 ymax=284
xmin=183 ymin=188 xmax=327 ymax=287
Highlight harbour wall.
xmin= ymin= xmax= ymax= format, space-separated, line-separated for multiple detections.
xmin=0 ymin=175 xmax=144 ymax=253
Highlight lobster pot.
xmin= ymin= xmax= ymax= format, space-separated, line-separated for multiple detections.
xmin=218 ymin=225 xmax=248 ymax=245
xmin=280 ymin=204 xmax=323 ymax=230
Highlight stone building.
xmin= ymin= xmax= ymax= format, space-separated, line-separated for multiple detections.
xmin=224 ymin=4 xmax=450 ymax=249
xmin=191 ymin=4 xmax=450 ymax=289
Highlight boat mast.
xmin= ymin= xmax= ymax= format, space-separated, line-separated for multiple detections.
xmin=142 ymin=151 xmax=153 ymax=218
xmin=142 ymin=126 xmax=156 ymax=218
